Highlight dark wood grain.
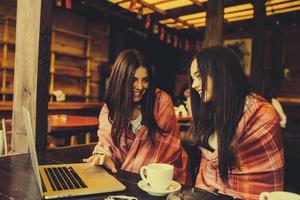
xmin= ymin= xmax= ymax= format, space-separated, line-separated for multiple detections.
xmin=250 ymin=0 xmax=266 ymax=93
xmin=36 ymin=0 xmax=53 ymax=151
xmin=203 ymin=0 xmax=224 ymax=48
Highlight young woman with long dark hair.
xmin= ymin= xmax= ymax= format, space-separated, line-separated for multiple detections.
xmin=84 ymin=49 xmax=190 ymax=184
xmin=187 ymin=46 xmax=284 ymax=199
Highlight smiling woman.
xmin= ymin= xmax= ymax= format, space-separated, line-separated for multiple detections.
xmin=133 ymin=67 xmax=149 ymax=103
xmin=83 ymin=49 xmax=191 ymax=185
xmin=186 ymin=46 xmax=284 ymax=200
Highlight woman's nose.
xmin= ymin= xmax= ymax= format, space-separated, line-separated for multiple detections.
xmin=191 ymin=80 xmax=197 ymax=89
xmin=136 ymin=81 xmax=143 ymax=90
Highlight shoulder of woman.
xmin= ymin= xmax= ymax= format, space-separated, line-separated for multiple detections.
xmin=100 ymin=103 xmax=109 ymax=113
xmin=99 ymin=103 xmax=110 ymax=121
xmin=246 ymin=94 xmax=279 ymax=123
xmin=155 ymin=88 xmax=172 ymax=103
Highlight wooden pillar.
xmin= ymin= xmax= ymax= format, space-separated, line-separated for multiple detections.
xmin=36 ymin=0 xmax=53 ymax=151
xmin=12 ymin=0 xmax=52 ymax=153
xmin=203 ymin=0 xmax=224 ymax=48
xmin=250 ymin=1 xmax=266 ymax=93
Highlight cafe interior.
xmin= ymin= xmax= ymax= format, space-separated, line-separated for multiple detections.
xmin=0 ymin=0 xmax=300 ymax=199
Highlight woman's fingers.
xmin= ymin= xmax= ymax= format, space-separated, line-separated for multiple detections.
xmin=83 ymin=154 xmax=117 ymax=173
xmin=105 ymin=157 xmax=117 ymax=173
xmin=91 ymin=155 xmax=100 ymax=166
xmin=99 ymin=155 xmax=117 ymax=173
xmin=82 ymin=154 xmax=96 ymax=163
xmin=99 ymin=154 xmax=105 ymax=165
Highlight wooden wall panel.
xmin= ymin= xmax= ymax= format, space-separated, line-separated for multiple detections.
xmin=0 ymin=0 xmax=16 ymax=16
xmin=88 ymin=20 xmax=109 ymax=61
xmin=279 ymin=27 xmax=300 ymax=98
xmin=53 ymin=9 xmax=86 ymax=35
xmin=1 ymin=1 xmax=110 ymax=102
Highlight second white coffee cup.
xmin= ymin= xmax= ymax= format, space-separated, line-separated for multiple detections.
xmin=259 ymin=191 xmax=300 ymax=200
xmin=140 ymin=163 xmax=174 ymax=190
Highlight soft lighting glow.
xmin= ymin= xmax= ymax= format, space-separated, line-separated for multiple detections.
xmin=107 ymin=0 xmax=124 ymax=3
xmin=266 ymin=0 xmax=300 ymax=11
xmin=266 ymin=0 xmax=292 ymax=6
xmin=187 ymin=18 xmax=205 ymax=24
xmin=179 ymin=12 xmax=206 ymax=20
xmin=224 ymin=10 xmax=253 ymax=19
xmin=166 ymin=22 xmax=184 ymax=28
xmin=176 ymin=26 xmax=189 ymax=29
xmin=106 ymin=0 xmax=298 ymax=30
xmin=119 ymin=1 xmax=141 ymax=11
xmin=156 ymin=0 xmax=193 ymax=11
xmin=224 ymin=3 xmax=253 ymax=13
xmin=118 ymin=1 xmax=153 ymax=14
xmin=142 ymin=8 xmax=154 ymax=14
xmin=227 ymin=15 xmax=253 ymax=22
xmin=267 ymin=5 xmax=300 ymax=15
xmin=159 ymin=18 xmax=175 ymax=24
xmin=194 ymin=22 xmax=206 ymax=27
xmin=143 ymin=0 xmax=168 ymax=4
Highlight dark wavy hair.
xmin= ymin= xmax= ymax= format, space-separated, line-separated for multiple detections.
xmin=187 ymin=46 xmax=255 ymax=184
xmin=104 ymin=49 xmax=163 ymax=147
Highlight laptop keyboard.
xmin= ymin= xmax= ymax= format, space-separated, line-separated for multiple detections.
xmin=44 ymin=166 xmax=88 ymax=191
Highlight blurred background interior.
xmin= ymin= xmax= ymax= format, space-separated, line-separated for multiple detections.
xmin=0 ymin=0 xmax=300 ymax=193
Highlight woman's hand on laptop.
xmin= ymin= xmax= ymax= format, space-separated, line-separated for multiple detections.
xmin=83 ymin=154 xmax=117 ymax=173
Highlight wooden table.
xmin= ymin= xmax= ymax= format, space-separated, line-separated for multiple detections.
xmin=0 ymin=144 xmax=236 ymax=200
xmin=48 ymin=115 xmax=99 ymax=146
xmin=0 ymin=144 xmax=169 ymax=200
xmin=177 ymin=116 xmax=192 ymax=122
xmin=177 ymin=116 xmax=192 ymax=132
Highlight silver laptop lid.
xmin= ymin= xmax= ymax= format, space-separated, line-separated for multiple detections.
xmin=22 ymin=106 xmax=43 ymax=197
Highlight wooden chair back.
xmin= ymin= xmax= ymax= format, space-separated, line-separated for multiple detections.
xmin=1 ymin=118 xmax=12 ymax=155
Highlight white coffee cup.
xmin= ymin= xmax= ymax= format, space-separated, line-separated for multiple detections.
xmin=259 ymin=191 xmax=300 ymax=200
xmin=140 ymin=163 xmax=174 ymax=190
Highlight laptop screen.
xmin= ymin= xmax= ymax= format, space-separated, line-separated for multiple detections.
xmin=23 ymin=106 xmax=44 ymax=197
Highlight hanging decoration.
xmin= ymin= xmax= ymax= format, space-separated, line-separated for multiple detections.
xmin=178 ymin=39 xmax=183 ymax=49
xmin=152 ymin=22 xmax=159 ymax=34
xmin=137 ymin=7 xmax=143 ymax=20
xmin=159 ymin=27 xmax=165 ymax=41
xmin=173 ymin=35 xmax=178 ymax=48
xmin=166 ymin=32 xmax=171 ymax=44
xmin=56 ymin=0 xmax=62 ymax=7
xmin=65 ymin=0 xmax=72 ymax=9
xmin=195 ymin=41 xmax=201 ymax=52
xmin=184 ymin=39 xmax=190 ymax=51
xmin=129 ymin=0 xmax=137 ymax=12
xmin=144 ymin=15 xmax=151 ymax=29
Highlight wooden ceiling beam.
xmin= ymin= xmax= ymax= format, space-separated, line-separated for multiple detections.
xmin=137 ymin=0 xmax=196 ymax=28
xmin=153 ymin=4 xmax=203 ymax=21
xmin=138 ymin=0 xmax=166 ymax=15
xmin=191 ymin=0 xmax=204 ymax=7
xmin=153 ymin=0 xmax=253 ymax=20
xmin=152 ymin=0 xmax=170 ymax=6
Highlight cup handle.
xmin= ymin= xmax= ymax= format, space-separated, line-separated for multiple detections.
xmin=259 ymin=192 xmax=270 ymax=200
xmin=140 ymin=166 xmax=149 ymax=184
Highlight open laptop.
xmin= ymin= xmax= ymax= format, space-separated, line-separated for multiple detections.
xmin=22 ymin=106 xmax=126 ymax=199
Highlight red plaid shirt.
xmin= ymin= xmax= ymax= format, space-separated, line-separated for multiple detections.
xmin=195 ymin=94 xmax=284 ymax=200
xmin=94 ymin=89 xmax=191 ymax=184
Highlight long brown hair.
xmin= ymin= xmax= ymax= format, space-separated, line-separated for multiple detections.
xmin=187 ymin=46 xmax=254 ymax=184
xmin=104 ymin=49 xmax=163 ymax=147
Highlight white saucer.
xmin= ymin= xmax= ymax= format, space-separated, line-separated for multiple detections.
xmin=138 ymin=180 xmax=181 ymax=196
